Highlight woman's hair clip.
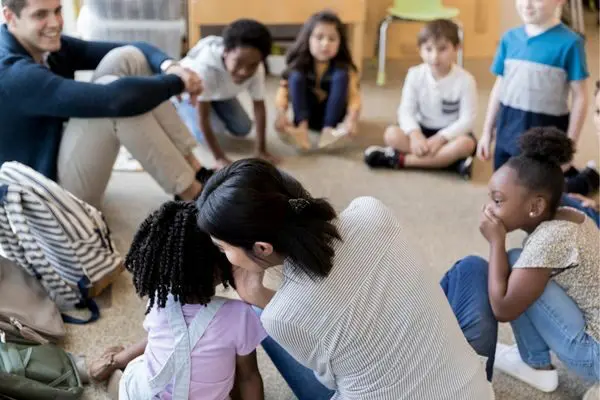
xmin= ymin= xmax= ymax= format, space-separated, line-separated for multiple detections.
xmin=288 ymin=198 xmax=311 ymax=214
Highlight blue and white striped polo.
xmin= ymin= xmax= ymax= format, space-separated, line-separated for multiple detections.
xmin=492 ymin=23 xmax=588 ymax=160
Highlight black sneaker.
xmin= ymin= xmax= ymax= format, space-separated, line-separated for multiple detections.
xmin=457 ymin=156 xmax=473 ymax=180
xmin=364 ymin=146 xmax=401 ymax=169
xmin=196 ymin=167 xmax=215 ymax=184
xmin=581 ymin=161 xmax=599 ymax=193
xmin=566 ymin=162 xmax=600 ymax=195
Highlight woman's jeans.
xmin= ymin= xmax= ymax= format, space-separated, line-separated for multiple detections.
xmin=560 ymin=194 xmax=600 ymax=228
xmin=507 ymin=249 xmax=600 ymax=382
xmin=256 ymin=257 xmax=498 ymax=400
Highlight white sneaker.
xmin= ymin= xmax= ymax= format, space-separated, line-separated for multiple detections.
xmin=494 ymin=343 xmax=559 ymax=393
xmin=586 ymin=160 xmax=597 ymax=170
xmin=318 ymin=126 xmax=348 ymax=149
xmin=583 ymin=384 xmax=600 ymax=400
xmin=113 ymin=147 xmax=143 ymax=172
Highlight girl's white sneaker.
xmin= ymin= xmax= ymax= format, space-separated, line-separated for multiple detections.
xmin=494 ymin=343 xmax=559 ymax=393
xmin=583 ymin=384 xmax=599 ymax=400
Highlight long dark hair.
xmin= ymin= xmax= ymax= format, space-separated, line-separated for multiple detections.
xmin=196 ymin=159 xmax=341 ymax=279
xmin=126 ymin=201 xmax=233 ymax=313
xmin=283 ymin=10 xmax=357 ymax=77
xmin=507 ymin=127 xmax=574 ymax=216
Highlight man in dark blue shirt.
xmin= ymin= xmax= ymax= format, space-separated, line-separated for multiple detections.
xmin=0 ymin=0 xmax=207 ymax=206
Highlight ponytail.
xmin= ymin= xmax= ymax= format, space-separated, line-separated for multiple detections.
xmin=196 ymin=159 xmax=341 ymax=278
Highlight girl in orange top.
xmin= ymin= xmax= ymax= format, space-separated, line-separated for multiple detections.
xmin=274 ymin=10 xmax=361 ymax=150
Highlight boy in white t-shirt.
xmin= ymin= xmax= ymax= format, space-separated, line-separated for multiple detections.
xmin=364 ymin=19 xmax=477 ymax=179
xmin=176 ymin=19 xmax=278 ymax=168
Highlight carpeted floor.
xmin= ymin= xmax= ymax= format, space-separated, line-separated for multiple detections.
xmin=66 ymin=17 xmax=599 ymax=400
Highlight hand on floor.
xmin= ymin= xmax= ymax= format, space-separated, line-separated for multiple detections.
xmin=274 ymin=113 xmax=291 ymax=133
xmin=215 ymin=156 xmax=232 ymax=170
xmin=255 ymin=150 xmax=280 ymax=165
xmin=88 ymin=345 xmax=125 ymax=382
xmin=426 ymin=134 xmax=448 ymax=156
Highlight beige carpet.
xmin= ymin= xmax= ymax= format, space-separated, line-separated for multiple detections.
xmin=66 ymin=19 xmax=599 ymax=400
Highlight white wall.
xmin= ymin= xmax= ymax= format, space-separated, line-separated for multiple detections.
xmin=500 ymin=1 xmax=564 ymax=31
xmin=62 ymin=0 xmax=78 ymax=35
xmin=500 ymin=1 xmax=522 ymax=30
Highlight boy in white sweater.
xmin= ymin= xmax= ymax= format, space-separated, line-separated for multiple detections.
xmin=364 ymin=19 xmax=477 ymax=179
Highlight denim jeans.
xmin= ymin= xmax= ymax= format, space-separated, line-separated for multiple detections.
xmin=560 ymin=194 xmax=599 ymax=227
xmin=256 ymin=258 xmax=498 ymax=400
xmin=288 ymin=68 xmax=348 ymax=131
xmin=507 ymin=249 xmax=600 ymax=382
xmin=174 ymin=97 xmax=252 ymax=143
xmin=493 ymin=146 xmax=513 ymax=171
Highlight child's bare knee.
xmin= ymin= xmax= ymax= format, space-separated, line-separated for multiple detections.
xmin=456 ymin=135 xmax=477 ymax=155
xmin=384 ymin=125 xmax=403 ymax=146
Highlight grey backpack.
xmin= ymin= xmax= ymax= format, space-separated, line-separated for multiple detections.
xmin=0 ymin=162 xmax=124 ymax=323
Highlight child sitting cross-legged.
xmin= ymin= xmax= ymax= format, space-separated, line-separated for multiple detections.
xmin=88 ymin=200 xmax=266 ymax=400
xmin=364 ymin=19 xmax=477 ymax=179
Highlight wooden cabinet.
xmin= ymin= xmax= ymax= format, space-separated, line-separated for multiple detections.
xmin=187 ymin=0 xmax=367 ymax=69
xmin=186 ymin=0 xmax=498 ymax=64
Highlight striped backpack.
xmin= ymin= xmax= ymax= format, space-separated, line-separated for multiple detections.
xmin=0 ymin=162 xmax=124 ymax=323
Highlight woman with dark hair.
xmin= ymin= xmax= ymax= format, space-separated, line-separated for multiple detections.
xmin=196 ymin=159 xmax=495 ymax=400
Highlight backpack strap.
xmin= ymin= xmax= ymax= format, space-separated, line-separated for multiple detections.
xmin=148 ymin=297 xmax=225 ymax=400
xmin=60 ymin=277 xmax=100 ymax=325
xmin=0 ymin=343 xmax=26 ymax=376
xmin=147 ymin=298 xmax=189 ymax=397
xmin=186 ymin=298 xmax=226 ymax=347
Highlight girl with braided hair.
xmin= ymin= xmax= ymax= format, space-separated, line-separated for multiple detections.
xmin=89 ymin=201 xmax=267 ymax=400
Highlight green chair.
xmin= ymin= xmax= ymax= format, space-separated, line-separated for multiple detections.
xmin=376 ymin=0 xmax=463 ymax=86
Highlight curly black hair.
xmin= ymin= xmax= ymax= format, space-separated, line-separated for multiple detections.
xmin=507 ymin=127 xmax=575 ymax=215
xmin=125 ymin=201 xmax=233 ymax=313
xmin=222 ymin=19 xmax=273 ymax=60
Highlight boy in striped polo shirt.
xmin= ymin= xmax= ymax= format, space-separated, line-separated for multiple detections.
xmin=478 ymin=0 xmax=598 ymax=195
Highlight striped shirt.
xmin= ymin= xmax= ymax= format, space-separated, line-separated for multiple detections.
xmin=261 ymin=197 xmax=494 ymax=400
xmin=491 ymin=23 xmax=588 ymax=157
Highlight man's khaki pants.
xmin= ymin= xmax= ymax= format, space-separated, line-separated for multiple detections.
xmin=57 ymin=46 xmax=197 ymax=208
